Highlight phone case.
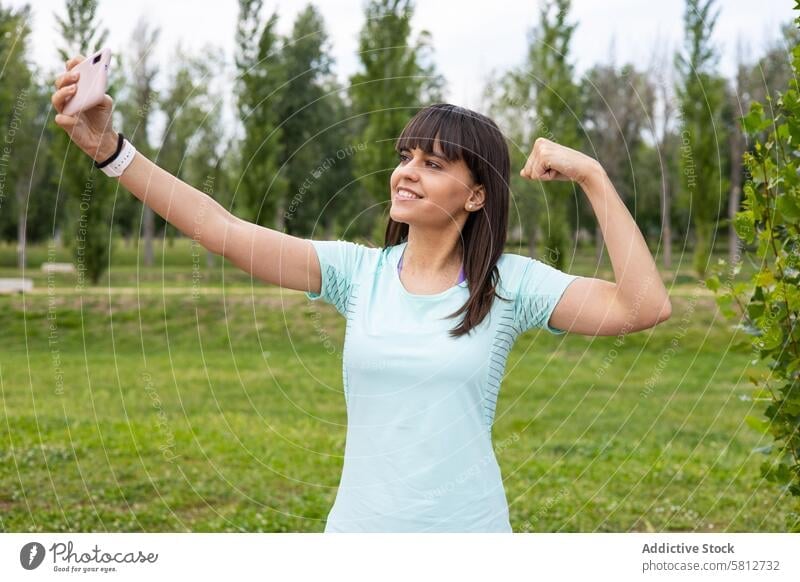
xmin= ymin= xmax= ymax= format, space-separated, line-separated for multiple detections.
xmin=62 ymin=48 xmax=111 ymax=117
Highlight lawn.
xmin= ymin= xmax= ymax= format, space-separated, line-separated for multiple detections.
xmin=0 ymin=239 xmax=788 ymax=532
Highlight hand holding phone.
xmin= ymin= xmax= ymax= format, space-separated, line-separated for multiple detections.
xmin=61 ymin=48 xmax=111 ymax=117
xmin=52 ymin=50 xmax=118 ymax=163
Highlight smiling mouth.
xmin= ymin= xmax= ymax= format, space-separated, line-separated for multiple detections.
xmin=395 ymin=188 xmax=422 ymax=200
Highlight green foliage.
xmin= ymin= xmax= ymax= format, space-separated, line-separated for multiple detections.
xmin=155 ymin=45 xmax=227 ymax=243
xmin=675 ymin=0 xmax=730 ymax=278
xmin=53 ymin=0 xmax=108 ymax=64
xmin=581 ymin=63 xmax=655 ymax=229
xmin=710 ymin=13 xmax=800 ymax=532
xmin=0 ymin=5 xmax=53 ymax=257
xmin=348 ymin=0 xmax=445 ymax=240
xmin=53 ymin=0 xmax=116 ymax=285
xmin=278 ymin=5 xmax=341 ymax=236
xmin=522 ymin=0 xmax=581 ymax=268
xmin=234 ymin=1 xmax=287 ymax=228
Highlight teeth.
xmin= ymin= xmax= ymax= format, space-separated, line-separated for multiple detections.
xmin=397 ymin=190 xmax=420 ymax=199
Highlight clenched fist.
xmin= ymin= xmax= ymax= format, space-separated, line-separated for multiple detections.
xmin=520 ymin=137 xmax=603 ymax=187
xmin=52 ymin=54 xmax=118 ymax=162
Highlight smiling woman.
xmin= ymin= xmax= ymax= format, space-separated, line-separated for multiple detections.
xmin=52 ymin=53 xmax=669 ymax=532
xmin=302 ymin=102 xmax=671 ymax=532
xmin=385 ymin=104 xmax=511 ymax=313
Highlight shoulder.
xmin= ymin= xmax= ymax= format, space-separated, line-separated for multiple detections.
xmin=308 ymin=239 xmax=384 ymax=270
xmin=497 ymin=252 xmax=579 ymax=298
xmin=496 ymin=252 xmax=533 ymax=294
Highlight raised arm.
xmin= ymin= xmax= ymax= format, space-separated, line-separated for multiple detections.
xmin=519 ymin=137 xmax=672 ymax=336
xmin=52 ymin=54 xmax=322 ymax=294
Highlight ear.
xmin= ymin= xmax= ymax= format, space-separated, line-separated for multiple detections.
xmin=466 ymin=184 xmax=486 ymax=212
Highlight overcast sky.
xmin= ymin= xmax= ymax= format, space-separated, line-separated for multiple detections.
xmin=11 ymin=0 xmax=795 ymax=109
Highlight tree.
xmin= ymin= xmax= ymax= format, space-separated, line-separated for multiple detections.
xmin=234 ymin=0 xmax=287 ymax=229
xmin=117 ymin=16 xmax=160 ymax=264
xmin=710 ymin=12 xmax=800 ymax=532
xmin=648 ymin=40 xmax=679 ymax=270
xmin=349 ymin=0 xmax=444 ymax=241
xmin=278 ymin=4 xmax=336 ymax=236
xmin=157 ymin=44 xmax=227 ymax=265
xmin=0 ymin=3 xmax=35 ymax=267
xmin=675 ymin=0 xmax=729 ymax=278
xmin=53 ymin=0 xmax=115 ymax=285
xmin=738 ymin=22 xmax=800 ymax=111
xmin=522 ymin=0 xmax=581 ymax=268
xmin=728 ymin=24 xmax=800 ymax=268
xmin=581 ymin=62 xmax=655 ymax=264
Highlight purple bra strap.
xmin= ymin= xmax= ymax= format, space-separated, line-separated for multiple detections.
xmin=398 ymin=251 xmax=466 ymax=284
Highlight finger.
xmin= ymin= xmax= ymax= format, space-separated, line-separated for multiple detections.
xmin=521 ymin=153 xmax=535 ymax=179
xmin=54 ymin=113 xmax=78 ymax=129
xmin=51 ymin=84 xmax=77 ymax=113
xmin=65 ymin=55 xmax=86 ymax=71
xmin=526 ymin=152 xmax=542 ymax=178
xmin=54 ymin=69 xmax=80 ymax=90
xmin=531 ymin=157 xmax=552 ymax=181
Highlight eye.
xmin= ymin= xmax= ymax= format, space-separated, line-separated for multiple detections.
xmin=426 ymin=160 xmax=441 ymax=169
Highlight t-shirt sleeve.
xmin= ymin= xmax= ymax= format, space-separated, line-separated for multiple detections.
xmin=514 ymin=256 xmax=581 ymax=335
xmin=305 ymin=239 xmax=370 ymax=318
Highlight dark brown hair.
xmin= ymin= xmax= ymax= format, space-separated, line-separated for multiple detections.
xmin=384 ymin=103 xmax=511 ymax=338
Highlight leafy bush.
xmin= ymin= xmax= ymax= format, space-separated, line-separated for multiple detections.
xmin=709 ymin=13 xmax=800 ymax=532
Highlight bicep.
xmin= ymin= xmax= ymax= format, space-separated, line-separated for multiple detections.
xmin=222 ymin=216 xmax=321 ymax=294
xmin=547 ymin=277 xmax=659 ymax=336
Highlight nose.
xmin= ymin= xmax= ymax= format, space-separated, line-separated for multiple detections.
xmin=395 ymin=155 xmax=422 ymax=181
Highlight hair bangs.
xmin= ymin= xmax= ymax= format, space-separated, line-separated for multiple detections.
xmin=386 ymin=103 xmax=511 ymax=338
xmin=394 ymin=104 xmax=478 ymax=166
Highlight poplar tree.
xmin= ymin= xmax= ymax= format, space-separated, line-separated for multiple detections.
xmin=675 ymin=0 xmax=729 ymax=278
xmin=0 ymin=4 xmax=38 ymax=268
xmin=116 ymin=16 xmax=159 ymax=263
xmin=581 ymin=63 xmax=654 ymax=264
xmin=54 ymin=0 xmax=115 ymax=285
xmin=349 ymin=0 xmax=444 ymax=240
xmin=234 ymin=0 xmax=287 ymax=229
xmin=524 ymin=0 xmax=581 ymax=269
xmin=157 ymin=45 xmax=226 ymax=260
xmin=278 ymin=4 xmax=336 ymax=236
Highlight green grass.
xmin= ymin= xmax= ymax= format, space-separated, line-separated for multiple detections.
xmin=0 ymin=240 xmax=788 ymax=532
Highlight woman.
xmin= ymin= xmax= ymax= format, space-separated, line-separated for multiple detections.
xmin=52 ymin=55 xmax=671 ymax=533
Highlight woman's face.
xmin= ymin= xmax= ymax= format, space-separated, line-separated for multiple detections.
xmin=389 ymin=139 xmax=483 ymax=228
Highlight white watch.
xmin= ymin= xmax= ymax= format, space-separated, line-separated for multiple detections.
xmin=97 ymin=136 xmax=137 ymax=178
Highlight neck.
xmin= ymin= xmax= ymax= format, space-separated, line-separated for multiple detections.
xmin=402 ymin=226 xmax=463 ymax=274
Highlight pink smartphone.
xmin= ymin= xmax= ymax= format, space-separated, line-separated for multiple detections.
xmin=62 ymin=48 xmax=111 ymax=116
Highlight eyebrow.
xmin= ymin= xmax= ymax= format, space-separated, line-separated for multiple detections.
xmin=400 ymin=147 xmax=449 ymax=163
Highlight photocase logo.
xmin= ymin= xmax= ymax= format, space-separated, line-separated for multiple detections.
xmin=19 ymin=542 xmax=46 ymax=570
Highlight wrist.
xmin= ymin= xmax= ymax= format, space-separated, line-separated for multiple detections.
xmin=94 ymin=134 xmax=137 ymax=178
xmin=94 ymin=131 xmax=119 ymax=163
xmin=578 ymin=161 xmax=608 ymax=192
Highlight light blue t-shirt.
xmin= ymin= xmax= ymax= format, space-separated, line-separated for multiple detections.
xmin=305 ymin=239 xmax=580 ymax=532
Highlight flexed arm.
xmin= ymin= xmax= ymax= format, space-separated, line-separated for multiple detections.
xmin=519 ymin=137 xmax=672 ymax=336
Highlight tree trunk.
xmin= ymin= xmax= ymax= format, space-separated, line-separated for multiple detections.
xmin=16 ymin=184 xmax=27 ymax=270
xmin=16 ymin=206 xmax=26 ymax=270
